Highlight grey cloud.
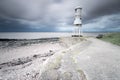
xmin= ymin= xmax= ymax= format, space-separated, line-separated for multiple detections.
xmin=83 ymin=13 xmax=120 ymax=32
xmin=0 ymin=0 xmax=119 ymax=22
xmin=83 ymin=0 xmax=120 ymax=22
xmin=0 ymin=0 xmax=120 ymax=32
xmin=0 ymin=0 xmax=50 ymax=20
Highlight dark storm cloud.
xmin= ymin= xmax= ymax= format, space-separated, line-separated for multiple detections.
xmin=83 ymin=0 xmax=120 ymax=23
xmin=0 ymin=20 xmax=27 ymax=32
xmin=0 ymin=0 xmax=50 ymax=21
xmin=0 ymin=0 xmax=119 ymax=22
xmin=0 ymin=0 xmax=120 ymax=32
xmin=83 ymin=13 xmax=120 ymax=32
xmin=0 ymin=18 xmax=58 ymax=32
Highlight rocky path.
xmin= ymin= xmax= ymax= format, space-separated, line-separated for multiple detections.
xmin=75 ymin=38 xmax=120 ymax=80
xmin=38 ymin=38 xmax=89 ymax=80
xmin=39 ymin=37 xmax=120 ymax=80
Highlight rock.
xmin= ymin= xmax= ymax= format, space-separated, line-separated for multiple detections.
xmin=33 ymin=54 xmax=38 ymax=58
xmin=96 ymin=34 xmax=104 ymax=39
xmin=26 ymin=73 xmax=30 ymax=76
xmin=39 ymin=70 xmax=59 ymax=80
xmin=49 ymin=50 xmax=53 ymax=53
xmin=42 ymin=59 xmax=46 ymax=61
xmin=32 ymin=72 xmax=39 ymax=78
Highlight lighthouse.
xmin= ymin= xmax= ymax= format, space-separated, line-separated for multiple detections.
xmin=72 ymin=7 xmax=82 ymax=37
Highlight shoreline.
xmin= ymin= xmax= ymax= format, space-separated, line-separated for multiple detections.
xmin=0 ymin=37 xmax=120 ymax=80
xmin=0 ymin=32 xmax=109 ymax=39
xmin=0 ymin=37 xmax=86 ymax=80
xmin=0 ymin=37 xmax=59 ymax=41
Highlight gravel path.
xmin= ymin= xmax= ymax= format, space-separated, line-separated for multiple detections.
xmin=75 ymin=38 xmax=120 ymax=80
xmin=39 ymin=37 xmax=120 ymax=80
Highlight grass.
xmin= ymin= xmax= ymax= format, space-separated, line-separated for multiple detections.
xmin=100 ymin=33 xmax=120 ymax=46
xmin=46 ymin=55 xmax=62 ymax=70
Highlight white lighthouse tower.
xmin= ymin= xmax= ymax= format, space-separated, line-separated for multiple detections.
xmin=72 ymin=7 xmax=82 ymax=37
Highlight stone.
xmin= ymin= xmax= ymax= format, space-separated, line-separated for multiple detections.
xmin=96 ymin=34 xmax=104 ymax=39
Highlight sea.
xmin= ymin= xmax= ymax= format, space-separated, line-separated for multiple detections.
xmin=0 ymin=32 xmax=107 ymax=49
xmin=0 ymin=32 xmax=106 ymax=39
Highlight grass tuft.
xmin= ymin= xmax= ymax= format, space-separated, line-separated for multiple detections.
xmin=100 ymin=33 xmax=120 ymax=46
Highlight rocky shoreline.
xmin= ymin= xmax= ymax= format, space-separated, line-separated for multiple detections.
xmin=0 ymin=37 xmax=87 ymax=80
xmin=0 ymin=38 xmax=59 ymax=49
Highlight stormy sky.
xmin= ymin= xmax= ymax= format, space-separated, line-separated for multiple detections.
xmin=0 ymin=0 xmax=120 ymax=32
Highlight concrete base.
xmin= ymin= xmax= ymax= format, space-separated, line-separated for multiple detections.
xmin=72 ymin=35 xmax=83 ymax=37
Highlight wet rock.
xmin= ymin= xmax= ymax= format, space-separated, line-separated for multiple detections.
xmin=0 ymin=51 xmax=55 ymax=69
xmin=0 ymin=57 xmax=32 ymax=69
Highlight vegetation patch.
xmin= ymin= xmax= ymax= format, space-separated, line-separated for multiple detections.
xmin=77 ymin=69 xmax=87 ymax=80
xmin=98 ymin=33 xmax=120 ymax=46
xmin=45 ymin=56 xmax=62 ymax=70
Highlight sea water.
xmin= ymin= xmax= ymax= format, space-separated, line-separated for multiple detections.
xmin=0 ymin=32 xmax=104 ymax=39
